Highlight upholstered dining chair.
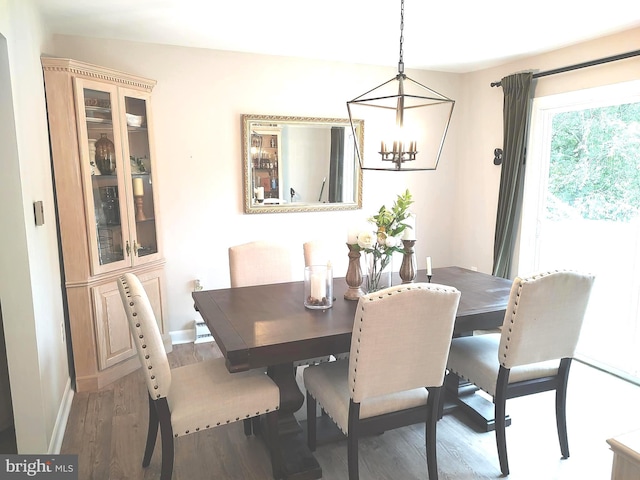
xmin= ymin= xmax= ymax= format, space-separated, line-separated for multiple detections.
xmin=304 ymin=283 xmax=461 ymax=480
xmin=229 ymin=240 xmax=330 ymax=435
xmin=303 ymin=239 xmax=331 ymax=268
xmin=229 ymin=240 xmax=298 ymax=287
xmin=446 ymin=269 xmax=595 ymax=476
xmin=117 ymin=273 xmax=282 ymax=480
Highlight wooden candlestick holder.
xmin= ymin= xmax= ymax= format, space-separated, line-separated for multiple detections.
xmin=344 ymin=243 xmax=365 ymax=300
xmin=134 ymin=194 xmax=146 ymax=221
xmin=399 ymin=239 xmax=416 ymax=284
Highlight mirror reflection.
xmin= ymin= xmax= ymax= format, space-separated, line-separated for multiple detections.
xmin=242 ymin=115 xmax=363 ymax=214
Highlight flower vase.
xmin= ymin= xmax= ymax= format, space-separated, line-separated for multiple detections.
xmin=365 ymin=252 xmax=392 ymax=293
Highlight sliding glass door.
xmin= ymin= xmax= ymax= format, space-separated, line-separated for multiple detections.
xmin=519 ymin=80 xmax=640 ymax=384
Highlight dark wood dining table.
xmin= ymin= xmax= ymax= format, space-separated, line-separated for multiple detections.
xmin=192 ymin=266 xmax=512 ymax=480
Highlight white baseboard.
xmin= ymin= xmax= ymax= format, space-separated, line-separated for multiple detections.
xmin=48 ymin=377 xmax=74 ymax=454
xmin=170 ymin=328 xmax=196 ymax=345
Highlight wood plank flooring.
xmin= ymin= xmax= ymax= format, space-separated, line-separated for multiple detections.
xmin=61 ymin=342 xmax=640 ymax=479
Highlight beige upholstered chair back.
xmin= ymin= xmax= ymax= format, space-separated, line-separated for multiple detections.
xmin=349 ymin=283 xmax=460 ymax=403
xmin=303 ymin=240 xmax=331 ymax=267
xmin=498 ymin=270 xmax=595 ymax=369
xmin=229 ymin=241 xmax=296 ymax=287
xmin=118 ymin=273 xmax=172 ymax=399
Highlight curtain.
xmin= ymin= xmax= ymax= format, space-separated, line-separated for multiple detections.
xmin=492 ymin=72 xmax=533 ymax=278
xmin=328 ymin=127 xmax=345 ymax=202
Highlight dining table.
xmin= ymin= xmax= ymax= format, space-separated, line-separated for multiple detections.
xmin=192 ymin=266 xmax=512 ymax=480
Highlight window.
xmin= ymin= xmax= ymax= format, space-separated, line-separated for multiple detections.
xmin=520 ymin=80 xmax=640 ymax=384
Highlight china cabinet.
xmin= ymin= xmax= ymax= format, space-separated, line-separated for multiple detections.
xmin=42 ymin=57 xmax=167 ymax=392
xmin=250 ymin=127 xmax=282 ymax=203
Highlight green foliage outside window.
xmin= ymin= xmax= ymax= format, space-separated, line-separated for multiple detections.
xmin=548 ymin=102 xmax=640 ymax=222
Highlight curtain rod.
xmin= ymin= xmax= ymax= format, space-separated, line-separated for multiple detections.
xmin=490 ymin=49 xmax=640 ymax=87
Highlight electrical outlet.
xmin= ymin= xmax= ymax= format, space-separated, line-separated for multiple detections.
xmin=194 ymin=279 xmax=203 ymax=291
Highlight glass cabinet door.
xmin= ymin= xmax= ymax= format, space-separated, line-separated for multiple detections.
xmin=251 ymin=128 xmax=282 ymax=205
xmin=75 ymin=79 xmax=131 ymax=275
xmin=120 ymin=90 xmax=159 ymax=265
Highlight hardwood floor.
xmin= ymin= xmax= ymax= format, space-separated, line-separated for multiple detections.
xmin=61 ymin=342 xmax=640 ymax=479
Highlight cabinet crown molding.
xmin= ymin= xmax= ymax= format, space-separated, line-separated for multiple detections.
xmin=41 ymin=57 xmax=156 ymax=91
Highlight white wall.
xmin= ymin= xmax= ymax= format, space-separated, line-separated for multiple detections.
xmin=454 ymin=27 xmax=640 ymax=275
xmin=0 ymin=0 xmax=71 ymax=453
xmin=48 ymin=35 xmax=463 ymax=335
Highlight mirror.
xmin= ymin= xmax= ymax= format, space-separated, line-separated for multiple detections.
xmin=242 ymin=114 xmax=363 ymax=214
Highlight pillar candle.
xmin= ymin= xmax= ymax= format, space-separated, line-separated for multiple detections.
xmin=347 ymin=227 xmax=359 ymax=245
xmin=402 ymin=213 xmax=416 ymax=240
xmin=311 ymin=271 xmax=326 ymax=300
xmin=256 ymin=186 xmax=264 ymax=200
xmin=133 ymin=177 xmax=144 ymax=196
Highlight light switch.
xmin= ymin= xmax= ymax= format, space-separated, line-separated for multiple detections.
xmin=34 ymin=201 xmax=45 ymax=226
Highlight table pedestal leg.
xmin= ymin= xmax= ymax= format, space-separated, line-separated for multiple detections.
xmin=444 ymin=372 xmax=511 ymax=432
xmin=268 ymin=363 xmax=322 ymax=480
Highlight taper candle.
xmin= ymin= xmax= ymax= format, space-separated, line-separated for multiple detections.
xmin=426 ymin=256 xmax=432 ymax=276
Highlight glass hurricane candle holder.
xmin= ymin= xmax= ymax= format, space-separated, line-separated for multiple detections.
xmin=304 ymin=265 xmax=333 ymax=309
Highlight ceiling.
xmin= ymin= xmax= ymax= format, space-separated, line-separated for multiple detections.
xmin=33 ymin=0 xmax=640 ymax=73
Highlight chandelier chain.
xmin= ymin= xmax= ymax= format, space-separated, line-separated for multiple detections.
xmin=398 ymin=0 xmax=405 ymax=66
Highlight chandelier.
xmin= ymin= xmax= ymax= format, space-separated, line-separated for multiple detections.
xmin=347 ymin=0 xmax=455 ymax=171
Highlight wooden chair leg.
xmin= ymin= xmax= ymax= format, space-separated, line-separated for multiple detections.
xmin=426 ymin=387 xmax=441 ymax=480
xmin=143 ymin=394 xmax=159 ymax=468
xmin=266 ymin=410 xmax=283 ymax=479
xmin=306 ymin=391 xmax=317 ymax=451
xmin=347 ymin=400 xmax=360 ymax=480
xmin=556 ymin=358 xmax=572 ymax=458
xmin=156 ymin=398 xmax=174 ymax=480
xmin=253 ymin=416 xmax=262 ymax=436
xmin=243 ymin=418 xmax=253 ymax=436
xmin=495 ymin=367 xmax=510 ymax=476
